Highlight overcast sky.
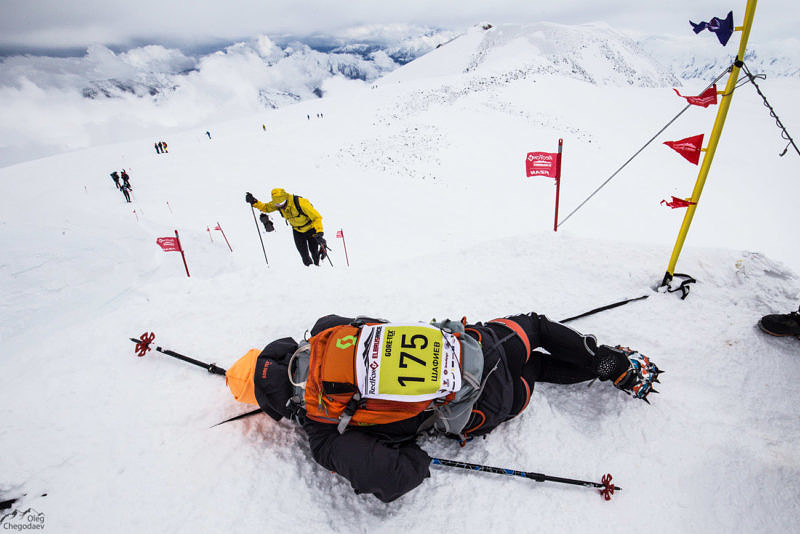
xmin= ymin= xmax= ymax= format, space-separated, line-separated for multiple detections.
xmin=1 ymin=1 xmax=796 ymax=53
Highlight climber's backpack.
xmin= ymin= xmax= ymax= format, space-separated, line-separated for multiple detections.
xmin=288 ymin=320 xmax=484 ymax=435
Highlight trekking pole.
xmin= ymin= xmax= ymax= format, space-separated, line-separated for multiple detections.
xmin=130 ymin=333 xmax=267 ymax=427
xmin=559 ymin=295 xmax=649 ymax=324
xmin=322 ymin=243 xmax=333 ymax=267
xmin=250 ymin=206 xmax=270 ymax=268
xmin=210 ymin=408 xmax=263 ymax=428
xmin=430 ymin=458 xmax=620 ymax=500
xmin=129 ymin=332 xmax=226 ymax=375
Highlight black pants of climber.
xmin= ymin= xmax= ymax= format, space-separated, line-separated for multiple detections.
xmin=292 ymin=228 xmax=320 ymax=266
xmin=487 ymin=313 xmax=599 ymax=417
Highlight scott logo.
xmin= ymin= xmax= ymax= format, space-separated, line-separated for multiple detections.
xmin=336 ymin=335 xmax=357 ymax=349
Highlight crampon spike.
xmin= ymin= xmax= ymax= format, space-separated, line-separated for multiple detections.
xmin=643 ymin=397 xmax=651 ymax=405
xmin=650 ymin=388 xmax=659 ymax=394
xmin=599 ymin=474 xmax=616 ymax=501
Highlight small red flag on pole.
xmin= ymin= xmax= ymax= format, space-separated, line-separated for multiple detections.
xmin=526 ymin=138 xmax=563 ymax=232
xmin=673 ymin=85 xmax=718 ymax=108
xmin=156 ymin=230 xmax=190 ymax=277
xmin=207 ymin=226 xmax=214 ymax=243
xmin=664 ymin=134 xmax=704 ymax=165
xmin=336 ymin=229 xmax=350 ymax=267
xmin=166 ymin=201 xmax=173 ymax=213
xmin=133 ymin=209 xmax=138 ymax=222
xmin=214 ymin=222 xmax=233 ymax=252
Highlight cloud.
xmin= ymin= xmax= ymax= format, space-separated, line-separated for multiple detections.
xmin=2 ymin=1 xmax=798 ymax=51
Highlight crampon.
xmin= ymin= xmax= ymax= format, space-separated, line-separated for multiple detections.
xmin=612 ymin=347 xmax=663 ymax=403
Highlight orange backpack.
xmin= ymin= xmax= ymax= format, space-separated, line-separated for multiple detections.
xmin=300 ymin=324 xmax=444 ymax=431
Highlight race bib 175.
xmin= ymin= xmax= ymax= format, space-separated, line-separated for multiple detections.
xmin=355 ymin=324 xmax=462 ymax=401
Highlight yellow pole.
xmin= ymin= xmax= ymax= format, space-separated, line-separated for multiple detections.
xmin=661 ymin=0 xmax=758 ymax=287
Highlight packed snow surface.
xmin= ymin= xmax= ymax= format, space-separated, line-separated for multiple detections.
xmin=1 ymin=22 xmax=799 ymax=533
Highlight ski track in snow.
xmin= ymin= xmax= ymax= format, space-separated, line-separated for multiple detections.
xmin=1 ymin=22 xmax=800 ymax=534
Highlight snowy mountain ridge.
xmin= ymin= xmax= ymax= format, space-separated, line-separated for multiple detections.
xmin=3 ymin=21 xmax=798 ymax=168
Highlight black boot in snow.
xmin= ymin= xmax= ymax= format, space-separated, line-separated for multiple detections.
xmin=595 ymin=345 xmax=661 ymax=402
xmin=758 ymin=307 xmax=800 ymax=338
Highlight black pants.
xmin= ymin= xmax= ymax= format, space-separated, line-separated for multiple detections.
xmin=121 ymin=188 xmax=131 ymax=202
xmin=292 ymin=228 xmax=320 ymax=266
xmin=487 ymin=313 xmax=599 ymax=417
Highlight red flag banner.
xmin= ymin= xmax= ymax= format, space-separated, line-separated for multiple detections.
xmin=526 ymin=152 xmax=559 ymax=178
xmin=673 ymin=85 xmax=718 ymax=108
xmin=336 ymin=230 xmax=344 ymax=238
xmin=156 ymin=237 xmax=182 ymax=252
xmin=661 ymin=196 xmax=697 ymax=209
xmin=664 ymin=134 xmax=704 ymax=165
xmin=214 ymin=224 xmax=222 ymax=231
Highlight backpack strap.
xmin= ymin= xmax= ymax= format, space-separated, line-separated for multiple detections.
xmin=293 ymin=195 xmax=307 ymax=218
xmin=337 ymin=392 xmax=362 ymax=433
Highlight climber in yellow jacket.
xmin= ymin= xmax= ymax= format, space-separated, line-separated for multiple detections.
xmin=246 ymin=188 xmax=327 ymax=266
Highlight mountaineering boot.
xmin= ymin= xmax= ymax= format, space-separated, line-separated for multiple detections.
xmin=595 ymin=345 xmax=661 ymax=402
xmin=758 ymin=307 xmax=800 ymax=338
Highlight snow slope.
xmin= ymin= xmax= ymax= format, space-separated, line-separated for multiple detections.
xmin=1 ymin=22 xmax=800 ymax=534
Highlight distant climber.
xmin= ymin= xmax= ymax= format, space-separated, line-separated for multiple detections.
xmin=110 ymin=171 xmax=120 ymax=189
xmin=157 ymin=141 xmax=164 ymax=154
xmin=120 ymin=169 xmax=131 ymax=189
xmin=206 ymin=131 xmax=211 ymax=139
xmin=120 ymin=182 xmax=132 ymax=203
xmin=245 ymin=188 xmax=326 ymax=266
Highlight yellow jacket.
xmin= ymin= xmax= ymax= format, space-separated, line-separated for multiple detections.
xmin=254 ymin=188 xmax=323 ymax=233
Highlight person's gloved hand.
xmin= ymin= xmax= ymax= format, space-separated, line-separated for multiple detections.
xmin=245 ymin=192 xmax=257 ymax=205
xmin=313 ymin=232 xmax=326 ymax=246
xmin=260 ymin=213 xmax=275 ymax=232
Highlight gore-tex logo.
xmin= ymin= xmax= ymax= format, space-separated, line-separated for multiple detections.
xmin=261 ymin=360 xmax=271 ymax=379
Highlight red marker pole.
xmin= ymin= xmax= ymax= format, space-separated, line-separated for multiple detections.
xmin=554 ymin=138 xmax=563 ymax=232
xmin=337 ymin=229 xmax=350 ymax=267
xmin=216 ymin=222 xmax=233 ymax=252
xmin=207 ymin=227 xmax=214 ymax=243
xmin=175 ymin=230 xmax=190 ymax=277
xmin=166 ymin=201 xmax=173 ymax=213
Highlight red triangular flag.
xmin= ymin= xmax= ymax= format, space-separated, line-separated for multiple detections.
xmin=664 ymin=134 xmax=704 ymax=164
xmin=673 ymin=85 xmax=718 ymax=108
xmin=214 ymin=224 xmax=222 ymax=231
xmin=336 ymin=230 xmax=344 ymax=238
xmin=660 ymin=196 xmax=697 ymax=209
xmin=156 ymin=237 xmax=182 ymax=252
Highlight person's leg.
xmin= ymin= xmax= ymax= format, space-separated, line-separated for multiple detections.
xmin=489 ymin=313 xmax=630 ymax=384
xmin=493 ymin=313 xmax=598 ymax=370
xmin=292 ymin=230 xmax=313 ymax=266
xmin=308 ymin=232 xmax=321 ymax=265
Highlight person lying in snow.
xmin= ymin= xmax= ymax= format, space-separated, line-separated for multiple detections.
xmin=226 ymin=312 xmax=661 ymax=502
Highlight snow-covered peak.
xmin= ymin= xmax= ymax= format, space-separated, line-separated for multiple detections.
xmin=382 ymin=22 xmax=678 ymax=87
